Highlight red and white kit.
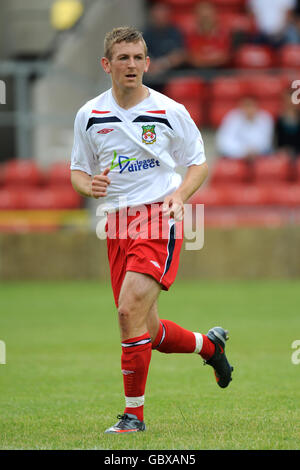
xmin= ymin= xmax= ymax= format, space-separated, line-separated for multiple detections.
xmin=71 ymin=86 xmax=206 ymax=292
xmin=70 ymin=81 xmax=233 ymax=432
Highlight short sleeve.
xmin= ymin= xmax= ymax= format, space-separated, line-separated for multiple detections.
xmin=171 ymin=105 xmax=206 ymax=167
xmin=70 ymin=108 xmax=98 ymax=176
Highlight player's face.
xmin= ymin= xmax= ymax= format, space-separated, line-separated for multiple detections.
xmin=102 ymin=41 xmax=150 ymax=91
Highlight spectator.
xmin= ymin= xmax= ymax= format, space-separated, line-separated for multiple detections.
xmin=216 ymin=96 xmax=274 ymax=161
xmin=248 ymin=0 xmax=296 ymax=48
xmin=282 ymin=10 xmax=300 ymax=44
xmin=275 ymin=89 xmax=300 ymax=158
xmin=143 ymin=2 xmax=186 ymax=78
xmin=185 ymin=1 xmax=232 ymax=69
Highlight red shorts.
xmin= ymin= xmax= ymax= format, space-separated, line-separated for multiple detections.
xmin=106 ymin=203 xmax=183 ymax=306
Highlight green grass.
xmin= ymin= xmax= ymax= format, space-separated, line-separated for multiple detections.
xmin=0 ymin=280 xmax=299 ymax=450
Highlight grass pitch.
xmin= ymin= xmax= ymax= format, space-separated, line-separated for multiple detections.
xmin=0 ymin=280 xmax=299 ymax=450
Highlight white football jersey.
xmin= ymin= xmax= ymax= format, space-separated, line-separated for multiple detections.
xmin=71 ymin=87 xmax=206 ymax=209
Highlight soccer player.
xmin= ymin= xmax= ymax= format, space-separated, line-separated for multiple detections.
xmin=70 ymin=26 xmax=233 ymax=434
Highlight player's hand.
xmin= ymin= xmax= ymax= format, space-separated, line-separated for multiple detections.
xmin=91 ymin=168 xmax=111 ymax=199
xmin=162 ymin=195 xmax=184 ymax=221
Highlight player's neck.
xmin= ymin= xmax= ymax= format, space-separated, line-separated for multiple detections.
xmin=112 ymin=85 xmax=149 ymax=110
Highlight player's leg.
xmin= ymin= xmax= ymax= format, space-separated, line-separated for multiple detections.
xmin=118 ymin=270 xmax=161 ymax=340
xmin=143 ymin=211 xmax=217 ymax=357
xmin=105 ymin=271 xmax=160 ymax=434
xmin=147 ymin=302 xmax=233 ymax=389
xmin=147 ymin=301 xmax=214 ymax=356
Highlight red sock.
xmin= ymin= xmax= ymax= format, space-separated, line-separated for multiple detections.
xmin=200 ymin=334 xmax=215 ymax=360
xmin=121 ymin=333 xmax=152 ymax=422
xmin=152 ymin=319 xmax=215 ymax=360
xmin=152 ymin=319 xmax=195 ymax=353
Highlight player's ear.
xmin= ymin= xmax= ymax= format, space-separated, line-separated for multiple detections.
xmin=144 ymin=56 xmax=150 ymax=73
xmin=101 ymin=57 xmax=111 ymax=74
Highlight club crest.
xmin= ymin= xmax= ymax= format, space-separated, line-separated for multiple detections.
xmin=142 ymin=125 xmax=156 ymax=144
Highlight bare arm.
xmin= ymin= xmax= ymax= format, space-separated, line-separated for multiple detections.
xmin=71 ymin=168 xmax=111 ymax=199
xmin=71 ymin=170 xmax=92 ymax=197
xmin=171 ymin=162 xmax=208 ymax=202
xmin=163 ymin=162 xmax=208 ymax=220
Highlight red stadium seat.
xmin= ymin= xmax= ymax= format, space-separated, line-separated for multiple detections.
xmin=191 ymin=182 xmax=300 ymax=207
xmin=218 ymin=12 xmax=256 ymax=34
xmin=180 ymin=99 xmax=204 ymax=127
xmin=0 ymin=188 xmax=24 ymax=209
xmin=210 ymin=158 xmax=252 ymax=184
xmin=272 ymin=184 xmax=300 ymax=207
xmin=253 ymin=154 xmax=292 ymax=183
xmin=164 ymin=77 xmax=206 ymax=101
xmin=280 ymin=72 xmax=300 ymax=90
xmin=23 ymin=187 xmax=82 ymax=210
xmin=209 ymin=100 xmax=238 ymax=127
xmin=47 ymin=161 xmax=72 ymax=186
xmin=211 ymin=0 xmax=246 ymax=12
xmin=279 ymin=45 xmax=300 ymax=68
xmin=244 ymin=74 xmax=285 ymax=99
xmin=210 ymin=76 xmax=248 ymax=100
xmin=189 ymin=185 xmax=231 ymax=206
xmin=234 ymin=45 xmax=275 ymax=69
xmin=295 ymin=159 xmax=300 ymax=180
xmin=226 ymin=184 xmax=272 ymax=205
xmin=0 ymin=163 xmax=4 ymax=186
xmin=3 ymin=159 xmax=44 ymax=187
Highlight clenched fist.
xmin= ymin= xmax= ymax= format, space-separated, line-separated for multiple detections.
xmin=91 ymin=167 xmax=111 ymax=198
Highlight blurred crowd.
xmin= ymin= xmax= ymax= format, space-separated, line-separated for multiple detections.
xmin=144 ymin=0 xmax=300 ymax=73
xmin=1 ymin=0 xmax=300 ymax=221
xmin=144 ymin=0 xmax=300 ymax=161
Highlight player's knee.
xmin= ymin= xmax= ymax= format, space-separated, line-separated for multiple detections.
xmin=117 ymin=305 xmax=140 ymax=338
xmin=117 ymin=305 xmax=131 ymax=324
xmin=117 ymin=292 xmax=146 ymax=331
xmin=118 ymin=300 xmax=136 ymax=324
xmin=118 ymin=289 xmax=145 ymax=316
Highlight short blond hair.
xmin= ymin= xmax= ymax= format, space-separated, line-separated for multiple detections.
xmin=104 ymin=26 xmax=148 ymax=61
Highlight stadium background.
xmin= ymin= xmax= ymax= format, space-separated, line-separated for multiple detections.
xmin=0 ymin=0 xmax=299 ymax=450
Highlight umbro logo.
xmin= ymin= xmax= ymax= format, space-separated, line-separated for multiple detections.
xmin=122 ymin=370 xmax=135 ymax=375
xmin=97 ymin=128 xmax=114 ymax=134
xmin=150 ymin=260 xmax=160 ymax=269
